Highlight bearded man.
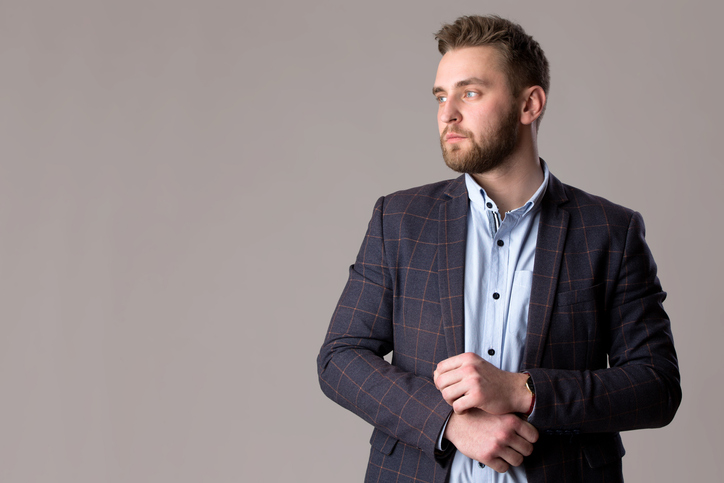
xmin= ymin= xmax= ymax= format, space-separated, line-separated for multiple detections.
xmin=318 ymin=15 xmax=680 ymax=483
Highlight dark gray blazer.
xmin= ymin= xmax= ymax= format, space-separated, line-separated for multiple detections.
xmin=318 ymin=172 xmax=681 ymax=483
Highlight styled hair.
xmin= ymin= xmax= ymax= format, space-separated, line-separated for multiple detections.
xmin=435 ymin=15 xmax=550 ymax=126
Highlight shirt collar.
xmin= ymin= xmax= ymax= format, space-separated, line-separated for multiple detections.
xmin=465 ymin=159 xmax=550 ymax=216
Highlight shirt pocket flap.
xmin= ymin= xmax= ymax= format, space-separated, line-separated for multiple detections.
xmin=582 ymin=433 xmax=626 ymax=468
xmin=556 ymin=283 xmax=604 ymax=307
xmin=369 ymin=428 xmax=398 ymax=456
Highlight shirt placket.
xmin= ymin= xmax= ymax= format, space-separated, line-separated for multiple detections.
xmin=482 ymin=207 xmax=506 ymax=369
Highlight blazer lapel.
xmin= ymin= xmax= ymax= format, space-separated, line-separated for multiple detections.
xmin=437 ymin=176 xmax=468 ymax=358
xmin=523 ymin=173 xmax=569 ymax=370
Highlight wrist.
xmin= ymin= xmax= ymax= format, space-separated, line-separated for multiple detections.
xmin=444 ymin=411 xmax=460 ymax=439
xmin=512 ymin=372 xmax=534 ymax=414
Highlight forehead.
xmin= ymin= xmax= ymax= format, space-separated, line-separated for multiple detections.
xmin=434 ymin=46 xmax=507 ymax=89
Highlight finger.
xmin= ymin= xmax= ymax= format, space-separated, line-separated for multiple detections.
xmin=452 ymin=395 xmax=475 ymax=414
xmin=443 ymin=370 xmax=480 ymax=398
xmin=435 ymin=354 xmax=465 ymax=377
xmin=497 ymin=445 xmax=525 ymax=468
xmin=517 ymin=420 xmax=539 ymax=444
xmin=484 ymin=457 xmax=511 ymax=474
xmin=440 ymin=380 xmax=466 ymax=400
xmin=440 ymin=381 xmax=470 ymax=407
xmin=507 ymin=433 xmax=535 ymax=458
xmin=434 ymin=368 xmax=464 ymax=391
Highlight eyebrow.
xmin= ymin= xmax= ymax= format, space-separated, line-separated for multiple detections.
xmin=432 ymin=77 xmax=492 ymax=95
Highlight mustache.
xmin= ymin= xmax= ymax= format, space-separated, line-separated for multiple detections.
xmin=441 ymin=126 xmax=472 ymax=138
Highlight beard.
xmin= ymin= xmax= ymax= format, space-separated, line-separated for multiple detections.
xmin=440 ymin=103 xmax=520 ymax=174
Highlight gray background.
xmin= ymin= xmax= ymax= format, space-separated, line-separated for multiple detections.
xmin=1 ymin=0 xmax=720 ymax=481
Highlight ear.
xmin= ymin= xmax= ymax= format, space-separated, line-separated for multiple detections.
xmin=519 ymin=86 xmax=546 ymax=126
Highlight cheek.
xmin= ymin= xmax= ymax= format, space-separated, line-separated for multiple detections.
xmin=470 ymin=113 xmax=495 ymax=136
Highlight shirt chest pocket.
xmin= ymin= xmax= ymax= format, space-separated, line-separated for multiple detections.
xmin=507 ymin=270 xmax=533 ymax=342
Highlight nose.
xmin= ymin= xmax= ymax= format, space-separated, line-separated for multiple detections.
xmin=439 ymin=98 xmax=461 ymax=124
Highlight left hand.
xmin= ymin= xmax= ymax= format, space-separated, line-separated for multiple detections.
xmin=434 ymin=352 xmax=530 ymax=415
xmin=443 ymin=408 xmax=538 ymax=473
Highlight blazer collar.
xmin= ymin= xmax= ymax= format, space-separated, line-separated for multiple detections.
xmin=522 ymin=173 xmax=570 ymax=369
xmin=438 ymin=175 xmax=468 ymax=358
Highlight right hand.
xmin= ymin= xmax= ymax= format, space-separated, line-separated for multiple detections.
xmin=443 ymin=408 xmax=538 ymax=473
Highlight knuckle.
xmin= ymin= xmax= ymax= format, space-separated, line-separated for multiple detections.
xmin=494 ymin=431 xmax=509 ymax=444
xmin=502 ymin=414 xmax=520 ymax=427
xmin=493 ymin=462 xmax=509 ymax=474
xmin=480 ymin=449 xmax=495 ymax=462
xmin=521 ymin=443 xmax=534 ymax=456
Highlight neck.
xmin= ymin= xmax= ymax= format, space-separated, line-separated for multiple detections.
xmin=470 ymin=143 xmax=543 ymax=216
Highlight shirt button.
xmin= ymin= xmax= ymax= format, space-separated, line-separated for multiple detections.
xmin=486 ymin=202 xmax=493 ymax=208
xmin=488 ymin=349 xmax=495 ymax=356
xmin=478 ymin=462 xmax=485 ymax=468
xmin=497 ymin=240 xmax=504 ymax=247
xmin=492 ymin=292 xmax=500 ymax=299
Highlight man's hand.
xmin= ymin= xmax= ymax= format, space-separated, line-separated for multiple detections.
xmin=434 ymin=352 xmax=531 ymax=415
xmin=444 ymin=408 xmax=538 ymax=473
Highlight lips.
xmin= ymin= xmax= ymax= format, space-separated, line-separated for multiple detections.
xmin=445 ymin=133 xmax=467 ymax=143
xmin=442 ymin=126 xmax=468 ymax=142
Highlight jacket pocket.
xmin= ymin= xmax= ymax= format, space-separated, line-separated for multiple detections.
xmin=555 ymin=283 xmax=604 ymax=307
xmin=369 ymin=428 xmax=398 ymax=456
xmin=582 ymin=433 xmax=626 ymax=468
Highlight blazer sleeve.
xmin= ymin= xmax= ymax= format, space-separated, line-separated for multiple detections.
xmin=527 ymin=211 xmax=682 ymax=434
xmin=317 ymin=196 xmax=453 ymax=463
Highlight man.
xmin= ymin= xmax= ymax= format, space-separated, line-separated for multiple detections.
xmin=317 ymin=15 xmax=680 ymax=483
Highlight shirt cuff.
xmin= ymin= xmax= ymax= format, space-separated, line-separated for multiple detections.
xmin=527 ymin=398 xmax=537 ymax=419
xmin=436 ymin=412 xmax=453 ymax=451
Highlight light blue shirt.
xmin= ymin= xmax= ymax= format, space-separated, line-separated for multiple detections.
xmin=445 ymin=161 xmax=549 ymax=483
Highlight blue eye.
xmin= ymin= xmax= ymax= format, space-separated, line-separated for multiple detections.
xmin=464 ymin=91 xmax=478 ymax=98
xmin=437 ymin=96 xmax=447 ymax=104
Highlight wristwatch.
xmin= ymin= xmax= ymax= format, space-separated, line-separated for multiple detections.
xmin=523 ymin=372 xmax=536 ymax=416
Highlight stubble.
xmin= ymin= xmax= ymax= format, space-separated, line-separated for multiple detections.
xmin=440 ymin=104 xmax=520 ymax=175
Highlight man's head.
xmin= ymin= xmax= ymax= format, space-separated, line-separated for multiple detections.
xmin=433 ymin=15 xmax=549 ymax=175
xmin=435 ymin=15 xmax=550 ymax=123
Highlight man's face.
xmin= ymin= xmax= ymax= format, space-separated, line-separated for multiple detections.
xmin=433 ymin=46 xmax=520 ymax=174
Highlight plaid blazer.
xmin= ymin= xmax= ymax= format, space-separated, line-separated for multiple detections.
xmin=318 ymin=172 xmax=681 ymax=483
